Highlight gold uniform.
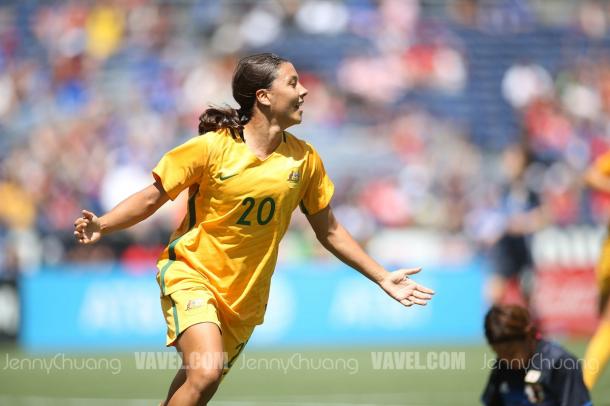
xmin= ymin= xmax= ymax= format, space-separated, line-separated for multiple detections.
xmin=583 ymin=152 xmax=610 ymax=389
xmin=593 ymin=152 xmax=610 ymax=312
xmin=152 ymin=129 xmax=334 ymax=372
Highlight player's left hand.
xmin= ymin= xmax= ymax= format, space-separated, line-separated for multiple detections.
xmin=379 ymin=268 xmax=435 ymax=307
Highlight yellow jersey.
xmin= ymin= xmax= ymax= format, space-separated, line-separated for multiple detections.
xmin=152 ymin=129 xmax=334 ymax=325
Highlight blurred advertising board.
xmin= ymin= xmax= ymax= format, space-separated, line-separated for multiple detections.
xmin=252 ymin=262 xmax=485 ymax=347
xmin=531 ymin=226 xmax=602 ymax=337
xmin=533 ymin=267 xmax=598 ymax=336
xmin=20 ymin=261 xmax=485 ymax=351
xmin=0 ymin=279 xmax=19 ymax=342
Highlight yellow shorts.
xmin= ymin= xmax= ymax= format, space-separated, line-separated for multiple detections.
xmin=597 ymin=236 xmax=610 ymax=312
xmin=160 ymin=286 xmax=255 ymax=375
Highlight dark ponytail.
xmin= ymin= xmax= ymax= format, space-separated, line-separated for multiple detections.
xmin=484 ymin=305 xmax=537 ymax=345
xmin=198 ymin=53 xmax=288 ymax=138
xmin=198 ymin=106 xmax=244 ymax=139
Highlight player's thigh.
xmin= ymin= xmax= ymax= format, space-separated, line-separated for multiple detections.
xmin=174 ymin=322 xmax=226 ymax=394
xmin=176 ymin=322 xmax=225 ymax=372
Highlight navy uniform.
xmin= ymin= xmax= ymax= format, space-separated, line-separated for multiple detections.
xmin=482 ymin=340 xmax=591 ymax=406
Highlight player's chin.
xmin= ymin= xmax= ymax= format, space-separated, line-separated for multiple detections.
xmin=292 ymin=110 xmax=304 ymax=123
xmin=282 ymin=112 xmax=303 ymax=129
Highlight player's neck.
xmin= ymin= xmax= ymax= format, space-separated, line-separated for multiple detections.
xmin=242 ymin=116 xmax=284 ymax=160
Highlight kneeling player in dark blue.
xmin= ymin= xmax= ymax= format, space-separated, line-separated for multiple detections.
xmin=482 ymin=305 xmax=591 ymax=406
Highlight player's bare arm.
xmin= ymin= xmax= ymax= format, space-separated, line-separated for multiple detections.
xmin=306 ymin=205 xmax=434 ymax=307
xmin=73 ymin=180 xmax=170 ymax=244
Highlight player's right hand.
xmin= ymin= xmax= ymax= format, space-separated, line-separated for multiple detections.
xmin=73 ymin=210 xmax=102 ymax=244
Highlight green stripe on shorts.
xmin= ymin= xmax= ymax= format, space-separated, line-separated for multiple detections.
xmin=159 ymin=237 xmax=181 ymax=295
xmin=170 ymin=296 xmax=180 ymax=336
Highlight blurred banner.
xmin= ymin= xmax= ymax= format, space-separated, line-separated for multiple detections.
xmin=20 ymin=261 xmax=485 ymax=351
xmin=0 ymin=279 xmax=19 ymax=343
xmin=252 ymin=262 xmax=485 ymax=347
xmin=21 ymin=266 xmax=164 ymax=351
xmin=531 ymin=226 xmax=602 ymax=336
xmin=533 ymin=266 xmax=598 ymax=336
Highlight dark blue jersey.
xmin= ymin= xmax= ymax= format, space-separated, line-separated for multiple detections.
xmin=481 ymin=340 xmax=591 ymax=406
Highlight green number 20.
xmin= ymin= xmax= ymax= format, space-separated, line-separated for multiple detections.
xmin=236 ymin=197 xmax=275 ymax=225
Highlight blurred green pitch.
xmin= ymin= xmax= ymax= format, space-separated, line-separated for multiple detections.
xmin=0 ymin=343 xmax=608 ymax=406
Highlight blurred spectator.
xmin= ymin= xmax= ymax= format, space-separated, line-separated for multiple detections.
xmin=478 ymin=145 xmax=547 ymax=307
xmin=502 ymin=62 xmax=553 ymax=110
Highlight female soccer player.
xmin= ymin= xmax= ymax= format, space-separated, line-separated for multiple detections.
xmin=73 ymin=53 xmax=434 ymax=406
xmin=582 ymin=152 xmax=610 ymax=389
xmin=482 ymin=305 xmax=590 ymax=406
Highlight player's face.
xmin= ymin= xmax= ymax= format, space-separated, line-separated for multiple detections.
xmin=266 ymin=62 xmax=308 ymax=129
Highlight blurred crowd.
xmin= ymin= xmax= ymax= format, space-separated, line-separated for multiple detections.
xmin=3 ymin=0 xmax=610 ymax=276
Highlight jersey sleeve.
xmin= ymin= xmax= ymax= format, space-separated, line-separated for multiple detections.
xmin=594 ymin=151 xmax=610 ymax=176
xmin=549 ymin=360 xmax=591 ymax=406
xmin=300 ymin=144 xmax=334 ymax=215
xmin=152 ymin=136 xmax=209 ymax=200
xmin=481 ymin=369 xmax=503 ymax=406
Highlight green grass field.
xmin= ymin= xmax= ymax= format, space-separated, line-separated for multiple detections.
xmin=0 ymin=343 xmax=608 ymax=405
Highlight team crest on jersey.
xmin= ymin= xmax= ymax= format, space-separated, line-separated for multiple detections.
xmin=185 ymin=298 xmax=204 ymax=311
xmin=287 ymin=170 xmax=301 ymax=184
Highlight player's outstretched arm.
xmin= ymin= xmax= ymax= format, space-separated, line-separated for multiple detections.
xmin=73 ymin=180 xmax=170 ymax=244
xmin=306 ymin=205 xmax=434 ymax=307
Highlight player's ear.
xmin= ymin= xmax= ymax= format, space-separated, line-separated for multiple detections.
xmin=256 ymin=88 xmax=272 ymax=107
